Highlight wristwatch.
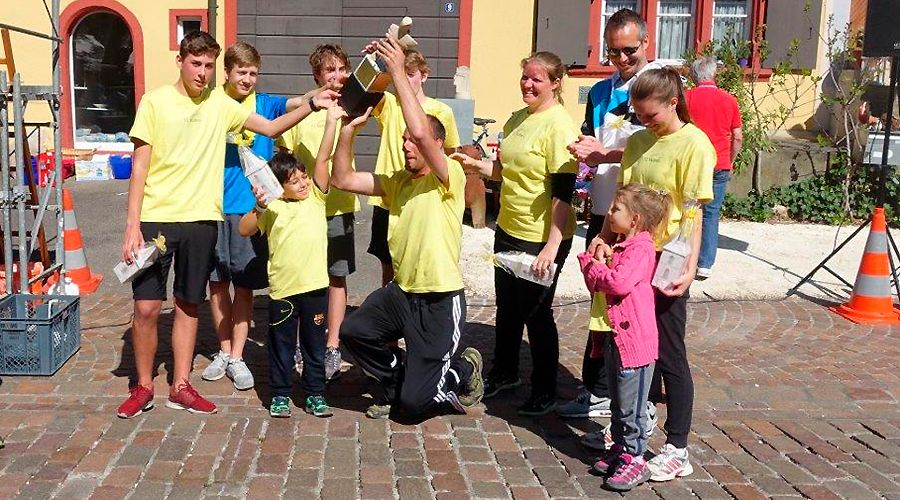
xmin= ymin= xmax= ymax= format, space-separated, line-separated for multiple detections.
xmin=308 ymin=97 xmax=321 ymax=112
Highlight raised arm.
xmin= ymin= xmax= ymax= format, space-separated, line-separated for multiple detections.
xmin=374 ymin=37 xmax=450 ymax=185
xmin=330 ymin=108 xmax=385 ymax=197
xmin=313 ymin=106 xmax=346 ymax=192
xmin=243 ymin=89 xmax=340 ymax=138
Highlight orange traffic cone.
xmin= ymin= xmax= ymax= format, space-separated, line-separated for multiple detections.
xmin=831 ymin=207 xmax=900 ymax=324
xmin=62 ymin=188 xmax=102 ymax=294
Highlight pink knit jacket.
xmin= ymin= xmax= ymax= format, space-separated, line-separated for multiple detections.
xmin=577 ymin=231 xmax=659 ymax=368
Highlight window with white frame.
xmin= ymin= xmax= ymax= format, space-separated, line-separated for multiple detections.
xmin=600 ymin=0 xmax=641 ymax=58
xmin=177 ymin=17 xmax=203 ymax=45
xmin=712 ymin=0 xmax=750 ymax=44
xmin=657 ymin=0 xmax=694 ymax=59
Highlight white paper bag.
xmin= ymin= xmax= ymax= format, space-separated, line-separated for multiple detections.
xmin=238 ymin=146 xmax=284 ymax=204
xmin=114 ymin=239 xmax=164 ymax=284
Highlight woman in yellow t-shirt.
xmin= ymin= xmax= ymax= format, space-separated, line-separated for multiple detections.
xmin=588 ymin=67 xmax=715 ymax=481
xmin=454 ymin=52 xmax=579 ymax=416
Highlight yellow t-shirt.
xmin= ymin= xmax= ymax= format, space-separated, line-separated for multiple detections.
xmin=277 ymin=111 xmax=360 ymax=216
xmin=129 ymin=85 xmax=251 ymax=222
xmin=369 ymin=92 xmax=461 ymax=208
xmin=375 ymin=157 xmax=465 ymax=293
xmin=497 ymin=104 xmax=579 ymax=243
xmin=620 ymin=123 xmax=716 ymax=248
xmin=257 ymin=187 xmax=329 ymax=299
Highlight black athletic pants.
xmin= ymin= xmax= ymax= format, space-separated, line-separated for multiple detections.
xmin=648 ymin=290 xmax=693 ymax=449
xmin=268 ymin=288 xmax=328 ymax=398
xmin=340 ymin=282 xmax=473 ymax=415
xmin=492 ymin=228 xmax=572 ymax=399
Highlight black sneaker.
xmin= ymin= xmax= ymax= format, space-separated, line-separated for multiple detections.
xmin=483 ymin=372 xmax=522 ymax=398
xmin=517 ymin=394 xmax=557 ymax=416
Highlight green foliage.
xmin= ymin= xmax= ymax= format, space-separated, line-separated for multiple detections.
xmin=723 ymin=157 xmax=900 ymax=224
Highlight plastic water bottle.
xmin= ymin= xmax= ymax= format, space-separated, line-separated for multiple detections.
xmin=49 ymin=277 xmax=80 ymax=296
xmin=652 ymin=200 xmax=699 ymax=291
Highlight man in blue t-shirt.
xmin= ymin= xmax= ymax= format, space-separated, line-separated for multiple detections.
xmin=202 ymin=42 xmax=312 ymax=391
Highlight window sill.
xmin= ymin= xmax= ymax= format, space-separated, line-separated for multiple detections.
xmin=568 ymin=63 xmax=773 ymax=82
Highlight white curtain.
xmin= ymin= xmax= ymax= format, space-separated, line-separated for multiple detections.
xmin=712 ymin=0 xmax=749 ymax=44
xmin=601 ymin=0 xmax=641 ymax=55
xmin=657 ymin=0 xmax=693 ymax=59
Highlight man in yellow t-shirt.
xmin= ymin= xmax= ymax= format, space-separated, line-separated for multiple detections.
xmin=117 ymin=31 xmax=338 ymax=420
xmin=330 ymin=37 xmax=481 ymax=420
xmin=278 ymin=44 xmax=359 ymax=382
xmin=367 ymin=48 xmax=461 ymax=286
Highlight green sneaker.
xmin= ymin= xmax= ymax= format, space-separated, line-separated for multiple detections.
xmin=304 ymin=395 xmax=333 ymax=418
xmin=269 ymin=396 xmax=291 ymax=418
xmin=458 ymin=347 xmax=484 ymax=408
xmin=365 ymin=400 xmax=392 ymax=419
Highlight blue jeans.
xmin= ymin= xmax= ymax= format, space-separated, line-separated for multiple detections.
xmin=698 ymin=169 xmax=731 ymax=270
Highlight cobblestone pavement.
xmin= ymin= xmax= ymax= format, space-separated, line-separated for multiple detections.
xmin=0 ymin=293 xmax=899 ymax=499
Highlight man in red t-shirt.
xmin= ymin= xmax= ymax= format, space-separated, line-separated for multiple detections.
xmin=685 ymin=56 xmax=743 ymax=280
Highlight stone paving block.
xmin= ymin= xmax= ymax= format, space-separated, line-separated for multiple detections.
xmin=88 ymin=486 xmax=131 ymax=500
xmin=426 ymin=449 xmax=461 ymax=473
xmin=532 ymin=466 xmax=580 ymax=498
xmin=397 ymin=477 xmax=433 ymax=499
xmin=684 ymin=479 xmax=732 ymax=499
xmin=360 ymin=483 xmax=394 ymax=499
xmin=458 ymin=446 xmax=492 ymax=463
xmin=501 ymin=466 xmax=540 ymax=486
xmin=464 ymin=463 xmax=501 ymax=482
xmin=472 ymin=481 xmax=512 ymax=499
xmin=824 ymin=479 xmax=883 ymax=500
xmin=394 ymin=459 xmax=427 ymax=477
xmin=432 ymin=472 xmax=468 ymax=492
xmin=723 ymin=483 xmax=768 ymax=500
xmin=322 ymin=478 xmax=359 ymax=500
xmin=749 ymin=474 xmax=801 ymax=497
xmin=651 ymin=481 xmax=697 ymax=500
xmin=786 ymin=451 xmax=849 ymax=479
xmin=130 ymin=480 xmax=169 ymax=500
xmin=435 ymin=492 xmax=472 ymax=500
xmin=839 ymin=461 xmax=900 ymax=494
xmin=509 ymin=485 xmax=548 ymax=500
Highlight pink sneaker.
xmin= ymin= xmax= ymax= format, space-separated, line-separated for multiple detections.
xmin=606 ymin=453 xmax=651 ymax=491
xmin=591 ymin=443 xmax=624 ymax=474
xmin=166 ymin=382 xmax=217 ymax=414
xmin=117 ymin=385 xmax=154 ymax=419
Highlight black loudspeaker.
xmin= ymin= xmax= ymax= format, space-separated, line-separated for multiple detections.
xmin=862 ymin=0 xmax=900 ymax=57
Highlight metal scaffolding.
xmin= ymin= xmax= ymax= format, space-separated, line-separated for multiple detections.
xmin=0 ymin=0 xmax=65 ymax=295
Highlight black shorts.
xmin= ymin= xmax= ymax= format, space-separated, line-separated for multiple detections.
xmin=132 ymin=221 xmax=217 ymax=304
xmin=327 ymin=213 xmax=357 ymax=277
xmin=367 ymin=205 xmax=392 ymax=265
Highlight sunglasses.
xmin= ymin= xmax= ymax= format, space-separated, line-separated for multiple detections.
xmin=606 ymin=44 xmax=642 ymax=58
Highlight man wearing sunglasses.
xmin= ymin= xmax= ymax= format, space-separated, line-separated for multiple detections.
xmin=560 ymin=8 xmax=662 ymax=420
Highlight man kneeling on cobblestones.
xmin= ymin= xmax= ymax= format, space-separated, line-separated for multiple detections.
xmin=331 ymin=36 xmax=483 ymax=419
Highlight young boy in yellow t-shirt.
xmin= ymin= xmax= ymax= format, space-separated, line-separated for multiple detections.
xmin=239 ymin=107 xmax=343 ymax=417
xmin=367 ymin=49 xmax=461 ymax=286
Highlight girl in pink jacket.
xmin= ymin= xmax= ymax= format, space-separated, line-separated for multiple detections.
xmin=577 ymin=183 xmax=672 ymax=491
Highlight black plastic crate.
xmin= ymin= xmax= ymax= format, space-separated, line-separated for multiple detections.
xmin=0 ymin=294 xmax=81 ymax=375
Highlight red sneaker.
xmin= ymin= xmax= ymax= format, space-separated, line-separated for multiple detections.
xmin=166 ymin=382 xmax=217 ymax=414
xmin=117 ymin=385 xmax=154 ymax=418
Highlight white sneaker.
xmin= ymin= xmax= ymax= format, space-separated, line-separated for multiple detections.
xmin=201 ymin=351 xmax=230 ymax=381
xmin=324 ymin=347 xmax=342 ymax=381
xmin=696 ymin=267 xmax=712 ymax=280
xmin=556 ymin=390 xmax=611 ymax=418
xmin=648 ymin=443 xmax=693 ymax=481
xmin=226 ymin=358 xmax=254 ymax=391
xmin=580 ymin=402 xmax=658 ymax=450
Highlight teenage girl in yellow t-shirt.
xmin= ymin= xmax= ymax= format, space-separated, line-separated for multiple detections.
xmin=453 ymin=52 xmax=579 ymax=416
xmin=589 ymin=67 xmax=715 ymax=482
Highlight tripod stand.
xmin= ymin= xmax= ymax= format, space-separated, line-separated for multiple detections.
xmin=788 ymin=51 xmax=900 ymax=298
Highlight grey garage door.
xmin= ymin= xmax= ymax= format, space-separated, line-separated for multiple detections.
xmin=238 ymin=0 xmax=461 ymax=171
